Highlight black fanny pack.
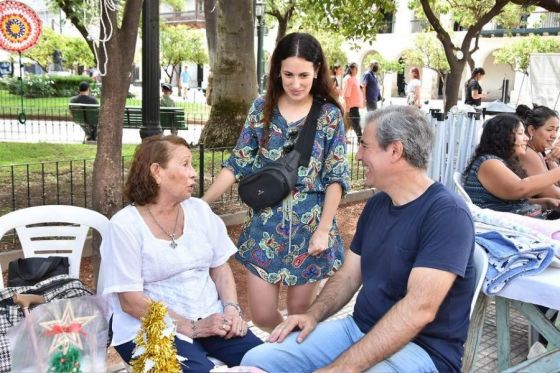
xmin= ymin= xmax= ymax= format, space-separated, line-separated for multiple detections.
xmin=238 ymin=98 xmax=323 ymax=210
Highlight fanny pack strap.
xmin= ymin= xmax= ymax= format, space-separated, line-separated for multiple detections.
xmin=295 ymin=98 xmax=324 ymax=168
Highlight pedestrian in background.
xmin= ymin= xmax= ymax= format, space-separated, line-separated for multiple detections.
xmin=202 ymin=32 xmax=349 ymax=333
xmin=465 ymin=67 xmax=487 ymax=107
xmin=361 ymin=61 xmax=381 ymax=111
xmin=343 ymin=63 xmax=363 ymax=138
xmin=406 ymin=67 xmax=422 ymax=108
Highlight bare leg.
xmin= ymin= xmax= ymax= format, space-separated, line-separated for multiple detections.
xmin=247 ymin=271 xmax=283 ymax=332
xmin=287 ymin=281 xmax=320 ymax=315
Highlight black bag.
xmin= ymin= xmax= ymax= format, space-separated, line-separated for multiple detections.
xmin=7 ymin=256 xmax=70 ymax=287
xmin=238 ymin=98 xmax=323 ymax=210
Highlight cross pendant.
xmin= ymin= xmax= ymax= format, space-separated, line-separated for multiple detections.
xmin=170 ymin=240 xmax=178 ymax=249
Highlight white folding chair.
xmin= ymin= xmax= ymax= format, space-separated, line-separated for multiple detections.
xmin=470 ymin=243 xmax=488 ymax=319
xmin=0 ymin=205 xmax=109 ymax=289
xmin=453 ymin=171 xmax=473 ymax=204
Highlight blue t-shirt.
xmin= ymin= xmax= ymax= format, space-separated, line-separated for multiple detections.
xmin=351 ymin=182 xmax=475 ymax=373
xmin=361 ymin=71 xmax=380 ymax=103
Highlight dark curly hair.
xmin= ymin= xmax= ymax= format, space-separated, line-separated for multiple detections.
xmin=464 ymin=114 xmax=526 ymax=178
xmin=125 ymin=135 xmax=189 ymax=205
xmin=516 ymin=104 xmax=558 ymax=131
xmin=263 ymin=33 xmax=342 ymax=141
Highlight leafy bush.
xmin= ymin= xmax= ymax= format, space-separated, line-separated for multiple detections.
xmin=3 ymin=74 xmax=97 ymax=98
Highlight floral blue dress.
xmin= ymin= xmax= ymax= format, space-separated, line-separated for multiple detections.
xmin=224 ymin=97 xmax=350 ymax=286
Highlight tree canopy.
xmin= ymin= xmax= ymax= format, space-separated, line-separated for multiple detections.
xmin=493 ymin=35 xmax=560 ymax=73
xmin=161 ymin=25 xmax=208 ymax=81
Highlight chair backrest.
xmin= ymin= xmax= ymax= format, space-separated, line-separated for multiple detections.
xmin=470 ymin=243 xmax=488 ymax=319
xmin=453 ymin=171 xmax=473 ymax=204
xmin=0 ymin=205 xmax=109 ymax=287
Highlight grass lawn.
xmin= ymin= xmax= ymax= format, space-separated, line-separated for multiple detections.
xmin=0 ymin=142 xmax=138 ymax=166
xmin=0 ymin=90 xmax=210 ymax=116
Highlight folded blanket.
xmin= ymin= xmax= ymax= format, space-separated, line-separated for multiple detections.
xmin=475 ymin=231 xmax=555 ymax=295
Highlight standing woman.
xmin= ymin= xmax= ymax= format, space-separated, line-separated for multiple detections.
xmin=464 ymin=67 xmax=487 ymax=107
xmin=406 ymin=67 xmax=422 ymax=108
xmin=343 ymin=62 xmax=363 ymax=138
xmin=203 ymin=32 xmax=350 ymax=332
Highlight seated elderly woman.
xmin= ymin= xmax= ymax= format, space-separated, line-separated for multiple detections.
xmin=100 ymin=135 xmax=262 ymax=371
xmin=517 ymin=104 xmax=560 ymax=200
xmin=463 ymin=113 xmax=560 ymax=218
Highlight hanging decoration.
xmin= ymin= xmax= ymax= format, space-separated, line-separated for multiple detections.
xmin=130 ymin=300 xmax=185 ymax=373
xmin=81 ymin=0 xmax=117 ymax=77
xmin=0 ymin=1 xmax=43 ymax=124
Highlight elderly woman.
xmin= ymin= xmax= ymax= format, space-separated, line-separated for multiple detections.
xmin=463 ymin=114 xmax=560 ymax=218
xmin=101 ymin=135 xmax=262 ymax=372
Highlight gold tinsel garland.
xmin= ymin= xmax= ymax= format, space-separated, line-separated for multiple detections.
xmin=131 ymin=301 xmax=182 ymax=373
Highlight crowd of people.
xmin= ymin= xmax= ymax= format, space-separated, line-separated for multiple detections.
xmin=96 ymin=31 xmax=557 ymax=372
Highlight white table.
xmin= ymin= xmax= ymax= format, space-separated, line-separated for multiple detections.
xmin=494 ymin=267 xmax=560 ymax=372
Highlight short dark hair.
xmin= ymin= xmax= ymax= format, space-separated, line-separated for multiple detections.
xmin=78 ymin=81 xmax=90 ymax=92
xmin=516 ymin=104 xmax=558 ymax=131
xmin=124 ymin=135 xmax=190 ymax=205
xmin=471 ymin=67 xmax=485 ymax=79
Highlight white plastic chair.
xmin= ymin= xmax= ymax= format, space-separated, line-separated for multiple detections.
xmin=453 ymin=171 xmax=473 ymax=204
xmin=0 ymin=205 xmax=109 ymax=289
xmin=470 ymin=243 xmax=488 ymax=319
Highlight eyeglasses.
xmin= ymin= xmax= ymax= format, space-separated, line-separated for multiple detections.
xmin=283 ymin=127 xmax=299 ymax=154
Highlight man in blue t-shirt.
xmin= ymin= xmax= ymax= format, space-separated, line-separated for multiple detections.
xmin=242 ymin=106 xmax=475 ymax=373
xmin=361 ymin=61 xmax=381 ymax=111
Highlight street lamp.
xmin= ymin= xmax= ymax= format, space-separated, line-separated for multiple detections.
xmin=255 ymin=0 xmax=265 ymax=94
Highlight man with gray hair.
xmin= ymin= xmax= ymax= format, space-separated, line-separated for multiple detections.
xmin=242 ymin=106 xmax=475 ymax=373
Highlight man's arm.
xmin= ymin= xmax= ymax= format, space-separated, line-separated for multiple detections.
xmin=267 ymin=251 xmax=362 ymax=343
xmin=319 ymin=266 xmax=456 ymax=372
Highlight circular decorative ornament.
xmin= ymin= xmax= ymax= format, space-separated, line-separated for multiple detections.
xmin=0 ymin=1 xmax=42 ymax=53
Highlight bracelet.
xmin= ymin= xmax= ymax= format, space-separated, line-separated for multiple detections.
xmin=222 ymin=302 xmax=243 ymax=316
xmin=191 ymin=319 xmax=198 ymax=339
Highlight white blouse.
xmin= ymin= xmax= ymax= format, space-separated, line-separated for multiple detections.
xmin=101 ymin=197 xmax=237 ymax=345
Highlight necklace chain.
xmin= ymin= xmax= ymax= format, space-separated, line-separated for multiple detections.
xmin=146 ymin=205 xmax=181 ymax=249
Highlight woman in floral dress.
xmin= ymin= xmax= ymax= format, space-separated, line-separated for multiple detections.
xmin=203 ymin=33 xmax=349 ymax=331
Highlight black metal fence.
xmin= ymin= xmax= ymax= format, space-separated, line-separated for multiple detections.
xmin=0 ymin=141 xmax=366 ymax=217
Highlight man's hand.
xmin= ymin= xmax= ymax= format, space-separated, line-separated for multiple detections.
xmin=267 ymin=314 xmax=318 ymax=343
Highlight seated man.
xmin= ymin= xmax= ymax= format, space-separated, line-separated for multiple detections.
xmin=241 ymin=105 xmax=476 ymax=373
xmin=70 ymin=81 xmax=99 ymax=141
xmin=160 ymin=83 xmax=176 ymax=107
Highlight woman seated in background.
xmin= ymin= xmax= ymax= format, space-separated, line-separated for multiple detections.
xmin=100 ymin=135 xmax=262 ymax=372
xmin=463 ymin=113 xmax=560 ymax=218
xmin=517 ymin=104 xmax=560 ymax=200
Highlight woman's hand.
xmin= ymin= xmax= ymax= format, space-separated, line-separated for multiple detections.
xmin=308 ymin=228 xmax=329 ymax=256
xmin=223 ymin=307 xmax=248 ymax=339
xmin=194 ymin=313 xmax=233 ymax=338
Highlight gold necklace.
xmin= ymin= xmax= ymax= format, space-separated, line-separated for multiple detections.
xmin=146 ymin=205 xmax=181 ymax=248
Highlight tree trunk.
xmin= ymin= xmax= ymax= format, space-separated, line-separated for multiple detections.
xmin=443 ymin=59 xmax=467 ymax=112
xmin=91 ymin=0 xmax=143 ymax=278
xmin=200 ymin=0 xmax=257 ymax=148
xmin=276 ymin=16 xmax=288 ymax=45
xmin=204 ymin=0 xmax=218 ymax=69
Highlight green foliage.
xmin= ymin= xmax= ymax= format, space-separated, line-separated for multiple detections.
xmin=4 ymin=75 xmax=96 ymax=98
xmin=402 ymin=33 xmax=450 ymax=76
xmin=307 ymin=31 xmax=347 ymax=67
xmin=493 ymin=35 xmax=560 ymax=73
xmin=363 ymin=52 xmax=402 ymax=74
xmin=161 ymin=25 xmax=208 ymax=80
xmin=303 ymin=0 xmax=396 ymax=42
xmin=22 ymin=28 xmax=63 ymax=71
xmin=20 ymin=27 xmax=94 ymax=71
